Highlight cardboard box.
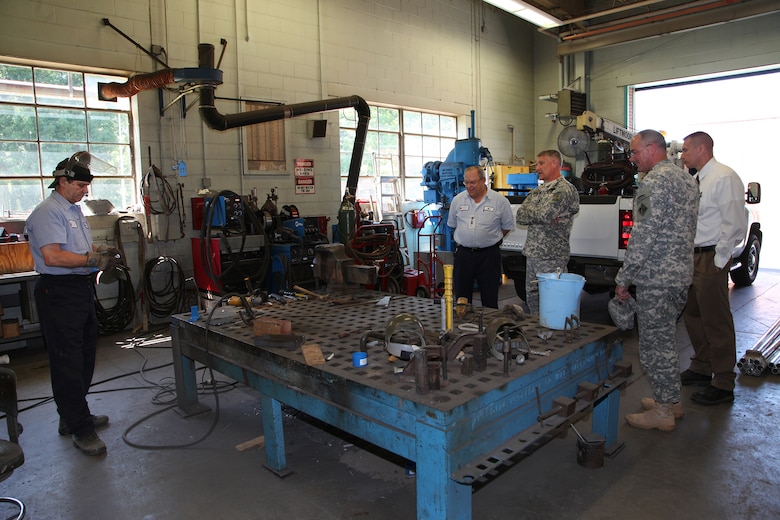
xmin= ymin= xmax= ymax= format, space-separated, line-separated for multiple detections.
xmin=1 ymin=318 xmax=20 ymax=339
xmin=0 ymin=242 xmax=35 ymax=274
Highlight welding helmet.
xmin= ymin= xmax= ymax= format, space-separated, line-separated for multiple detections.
xmin=49 ymin=151 xmax=116 ymax=189
xmin=385 ymin=313 xmax=426 ymax=360
xmin=608 ymin=295 xmax=636 ymax=330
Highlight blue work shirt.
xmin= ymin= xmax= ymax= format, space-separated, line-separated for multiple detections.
xmin=447 ymin=188 xmax=514 ymax=248
xmin=26 ymin=192 xmax=94 ymax=275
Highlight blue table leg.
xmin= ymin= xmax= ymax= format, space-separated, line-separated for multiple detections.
xmin=592 ymin=388 xmax=622 ymax=454
xmin=415 ymin=420 xmax=470 ymax=520
xmin=172 ymin=325 xmax=210 ymax=417
xmin=261 ymin=393 xmax=293 ymax=477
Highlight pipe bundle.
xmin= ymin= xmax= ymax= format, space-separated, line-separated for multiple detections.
xmin=737 ymin=317 xmax=780 ymax=377
xmin=769 ymin=346 xmax=780 ymax=375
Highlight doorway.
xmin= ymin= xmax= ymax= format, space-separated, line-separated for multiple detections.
xmin=634 ymin=67 xmax=780 ymax=269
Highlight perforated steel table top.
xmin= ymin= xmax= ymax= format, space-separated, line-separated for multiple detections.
xmin=175 ymin=292 xmax=617 ymax=412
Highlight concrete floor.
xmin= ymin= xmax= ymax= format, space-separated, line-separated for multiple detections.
xmin=2 ymin=271 xmax=780 ymax=520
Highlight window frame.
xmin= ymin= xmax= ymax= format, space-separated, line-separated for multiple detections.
xmin=242 ymin=99 xmax=289 ymax=175
xmin=339 ymin=104 xmax=457 ymax=213
xmin=0 ymin=60 xmax=139 ymax=218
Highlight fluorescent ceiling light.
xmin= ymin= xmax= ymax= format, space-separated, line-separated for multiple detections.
xmin=484 ymin=0 xmax=563 ymax=29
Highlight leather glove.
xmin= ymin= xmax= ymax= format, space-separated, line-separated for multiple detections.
xmin=86 ymin=251 xmax=118 ymax=271
xmin=97 ymin=244 xmax=125 ymax=266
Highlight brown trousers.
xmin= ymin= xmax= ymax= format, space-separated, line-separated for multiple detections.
xmin=682 ymin=251 xmax=737 ymax=391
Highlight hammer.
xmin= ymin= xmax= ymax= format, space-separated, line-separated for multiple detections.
xmin=293 ymin=285 xmax=329 ymax=301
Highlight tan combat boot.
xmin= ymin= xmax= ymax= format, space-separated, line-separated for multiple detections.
xmin=625 ymin=403 xmax=676 ymax=431
xmin=640 ymin=398 xmax=684 ymax=419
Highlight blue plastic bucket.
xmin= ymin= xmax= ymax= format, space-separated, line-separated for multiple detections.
xmin=537 ymin=273 xmax=586 ymax=330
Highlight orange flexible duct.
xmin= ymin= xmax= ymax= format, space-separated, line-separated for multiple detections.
xmin=99 ymin=70 xmax=176 ymax=100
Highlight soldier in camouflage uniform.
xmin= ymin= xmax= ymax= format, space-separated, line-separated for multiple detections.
xmin=615 ymin=129 xmax=699 ymax=431
xmin=515 ymin=150 xmax=579 ymax=313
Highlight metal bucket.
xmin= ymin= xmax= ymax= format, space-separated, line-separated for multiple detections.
xmin=576 ymin=432 xmax=606 ymax=469
xmin=537 ymin=272 xmax=585 ymax=330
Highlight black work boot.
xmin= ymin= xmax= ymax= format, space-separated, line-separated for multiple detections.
xmin=72 ymin=431 xmax=107 ymax=456
xmin=59 ymin=415 xmax=109 ymax=436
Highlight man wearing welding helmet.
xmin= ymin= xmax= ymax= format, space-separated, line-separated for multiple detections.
xmin=26 ymin=152 xmax=120 ymax=456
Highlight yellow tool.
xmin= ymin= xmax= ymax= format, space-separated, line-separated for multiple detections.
xmin=293 ymin=285 xmax=329 ymax=301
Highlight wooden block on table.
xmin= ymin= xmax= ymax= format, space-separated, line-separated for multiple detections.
xmin=252 ymin=317 xmax=292 ymax=336
xmin=301 ymin=342 xmax=326 ymax=366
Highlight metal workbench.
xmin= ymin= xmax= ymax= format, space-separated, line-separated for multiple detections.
xmin=171 ymin=293 xmax=625 ymax=520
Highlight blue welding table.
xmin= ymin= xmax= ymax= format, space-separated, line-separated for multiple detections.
xmin=171 ymin=293 xmax=625 ymax=520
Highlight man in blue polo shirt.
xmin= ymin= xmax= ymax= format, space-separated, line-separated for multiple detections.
xmin=26 ymin=152 xmax=119 ymax=456
xmin=447 ymin=165 xmax=514 ymax=309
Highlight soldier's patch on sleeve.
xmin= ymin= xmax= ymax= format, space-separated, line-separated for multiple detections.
xmin=634 ymin=193 xmax=651 ymax=221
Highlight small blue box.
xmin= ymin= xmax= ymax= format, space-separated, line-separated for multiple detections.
xmin=205 ymin=196 xmax=226 ymax=226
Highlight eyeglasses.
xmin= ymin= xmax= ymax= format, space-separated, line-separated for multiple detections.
xmin=463 ymin=179 xmax=482 ymax=186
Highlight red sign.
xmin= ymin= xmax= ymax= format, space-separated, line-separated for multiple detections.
xmin=294 ymin=159 xmax=315 ymax=194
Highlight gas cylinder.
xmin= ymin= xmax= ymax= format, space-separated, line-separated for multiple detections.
xmin=337 ymin=188 xmax=356 ymax=242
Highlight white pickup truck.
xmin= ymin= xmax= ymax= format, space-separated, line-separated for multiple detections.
xmin=500 ymin=183 xmax=762 ymax=299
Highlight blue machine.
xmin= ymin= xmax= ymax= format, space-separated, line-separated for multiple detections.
xmin=420 ymin=112 xmax=492 ymax=251
xmin=506 ymin=172 xmax=540 ymax=196
xmin=281 ymin=217 xmax=305 ymax=239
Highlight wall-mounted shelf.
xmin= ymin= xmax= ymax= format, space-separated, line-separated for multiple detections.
xmin=0 ymin=271 xmax=42 ymax=351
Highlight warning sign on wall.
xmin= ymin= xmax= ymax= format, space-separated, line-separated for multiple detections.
xmin=294 ymin=159 xmax=315 ymax=194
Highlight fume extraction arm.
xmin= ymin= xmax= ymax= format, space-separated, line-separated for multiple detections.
xmin=98 ymin=42 xmax=370 ymax=197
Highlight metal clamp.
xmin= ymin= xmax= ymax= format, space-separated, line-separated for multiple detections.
xmin=564 ymin=314 xmax=580 ymax=342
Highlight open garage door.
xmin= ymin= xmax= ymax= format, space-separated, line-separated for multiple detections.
xmin=633 ymin=66 xmax=780 ymax=269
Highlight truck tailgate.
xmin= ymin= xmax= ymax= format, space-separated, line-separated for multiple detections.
xmin=502 ymin=197 xmax=633 ymax=261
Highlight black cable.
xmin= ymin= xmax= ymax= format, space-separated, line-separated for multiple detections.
xmin=93 ymin=265 xmax=136 ymax=335
xmin=5 ymin=336 xmax=240 ymax=439
xmin=113 ymin=216 xmax=145 ymax=265
xmin=111 ymin=215 xmax=145 ymax=327
xmin=143 ymin=256 xmax=186 ymax=318
xmin=122 ymin=293 xmax=253 ymax=450
xmin=199 ymin=190 xmax=270 ymax=293
xmin=141 ymin=164 xmax=178 ymax=216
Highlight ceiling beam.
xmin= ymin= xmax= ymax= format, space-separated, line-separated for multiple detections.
xmin=557 ymin=0 xmax=780 ymax=56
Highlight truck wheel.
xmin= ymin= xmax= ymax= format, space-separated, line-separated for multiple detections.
xmin=730 ymin=234 xmax=760 ymax=286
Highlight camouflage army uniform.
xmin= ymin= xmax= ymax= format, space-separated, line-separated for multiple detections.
xmin=614 ymin=160 xmax=699 ymax=405
xmin=515 ymin=176 xmax=579 ymax=313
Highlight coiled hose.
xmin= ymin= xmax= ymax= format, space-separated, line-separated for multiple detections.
xmin=143 ymin=256 xmax=186 ymax=319
xmin=93 ymin=265 xmax=136 ymax=335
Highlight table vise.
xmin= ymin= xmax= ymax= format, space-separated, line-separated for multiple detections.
xmin=312 ymin=243 xmax=378 ymax=291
